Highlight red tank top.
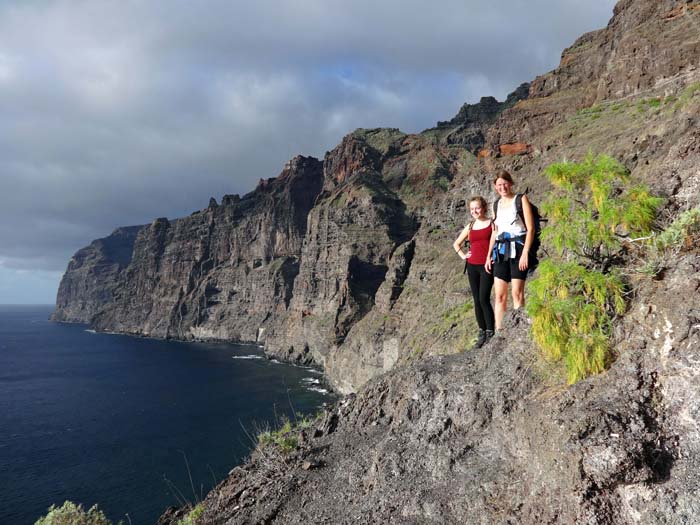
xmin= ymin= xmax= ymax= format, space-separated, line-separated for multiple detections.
xmin=467 ymin=223 xmax=492 ymax=265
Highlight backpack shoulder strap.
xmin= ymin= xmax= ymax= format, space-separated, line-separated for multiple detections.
xmin=515 ymin=193 xmax=524 ymax=221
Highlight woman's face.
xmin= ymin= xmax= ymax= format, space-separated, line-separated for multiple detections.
xmin=494 ymin=177 xmax=513 ymax=197
xmin=469 ymin=200 xmax=485 ymax=220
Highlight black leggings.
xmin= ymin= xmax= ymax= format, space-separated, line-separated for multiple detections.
xmin=467 ymin=263 xmax=495 ymax=331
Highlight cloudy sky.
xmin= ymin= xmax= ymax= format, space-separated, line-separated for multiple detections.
xmin=0 ymin=0 xmax=617 ymax=304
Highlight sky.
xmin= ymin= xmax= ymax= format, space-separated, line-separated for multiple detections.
xmin=0 ymin=0 xmax=618 ymax=304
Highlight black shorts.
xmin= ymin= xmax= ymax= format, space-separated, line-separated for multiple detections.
xmin=493 ymin=244 xmax=528 ymax=282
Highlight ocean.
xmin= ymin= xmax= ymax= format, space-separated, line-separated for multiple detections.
xmin=0 ymin=305 xmax=332 ymax=525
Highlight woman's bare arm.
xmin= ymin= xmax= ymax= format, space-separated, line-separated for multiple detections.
xmin=484 ymin=225 xmax=497 ymax=273
xmin=453 ymin=226 xmax=471 ymax=260
xmin=519 ymin=194 xmax=535 ymax=271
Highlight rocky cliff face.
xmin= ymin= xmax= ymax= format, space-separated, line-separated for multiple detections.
xmin=54 ymin=155 xmax=324 ymax=342
xmin=431 ymin=82 xmax=530 ymax=150
xmin=52 ymin=225 xmax=143 ymax=323
xmin=487 ymin=0 xmax=700 ymax=148
xmin=262 ymin=133 xmax=418 ymax=367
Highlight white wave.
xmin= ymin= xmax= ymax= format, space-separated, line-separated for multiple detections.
xmin=301 ymin=367 xmax=324 ymax=374
xmin=305 ymin=386 xmax=330 ymax=394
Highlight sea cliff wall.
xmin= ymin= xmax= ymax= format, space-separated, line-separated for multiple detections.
xmin=54 ymin=155 xmax=323 ymax=344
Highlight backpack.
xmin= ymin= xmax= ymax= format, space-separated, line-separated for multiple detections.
xmin=493 ymin=191 xmax=544 ymax=272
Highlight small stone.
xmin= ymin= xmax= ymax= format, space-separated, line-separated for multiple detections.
xmin=302 ymin=460 xmax=321 ymax=470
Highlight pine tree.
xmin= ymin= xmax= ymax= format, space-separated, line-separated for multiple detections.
xmin=527 ymin=154 xmax=661 ymax=383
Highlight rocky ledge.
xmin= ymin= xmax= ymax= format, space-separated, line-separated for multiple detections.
xmin=159 ymin=249 xmax=700 ymax=524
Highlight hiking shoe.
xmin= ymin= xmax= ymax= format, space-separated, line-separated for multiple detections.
xmin=473 ymin=329 xmax=487 ymax=348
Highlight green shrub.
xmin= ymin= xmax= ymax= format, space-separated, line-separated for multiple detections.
xmin=655 ymin=207 xmax=700 ymax=253
xmin=636 ymin=207 xmax=700 ymax=276
xmin=35 ymin=501 xmax=112 ymax=525
xmin=256 ymin=416 xmax=299 ymax=455
xmin=528 ymin=154 xmax=661 ymax=383
xmin=542 ymin=154 xmax=661 ymax=269
xmin=636 ymin=97 xmax=662 ymax=112
xmin=527 ymin=260 xmax=625 ymax=383
xmin=176 ymin=503 xmax=204 ymax=525
xmin=296 ymin=411 xmax=320 ymax=430
xmin=275 ymin=435 xmax=299 ymax=454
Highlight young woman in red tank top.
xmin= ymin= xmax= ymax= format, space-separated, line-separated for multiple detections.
xmin=453 ymin=196 xmax=495 ymax=348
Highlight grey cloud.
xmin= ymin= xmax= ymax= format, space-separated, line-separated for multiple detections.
xmin=0 ymin=0 xmax=617 ymax=281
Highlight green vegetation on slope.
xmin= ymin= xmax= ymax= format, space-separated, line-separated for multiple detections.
xmin=654 ymin=207 xmax=700 ymax=253
xmin=256 ymin=411 xmax=322 ymax=456
xmin=572 ymin=82 xmax=700 ymax=123
xmin=527 ymin=154 xmax=662 ymax=383
xmin=528 ymin=260 xmax=625 ymax=383
xmin=176 ymin=503 xmax=204 ymax=525
xmin=540 ymin=154 xmax=661 ymax=270
xmin=636 ymin=207 xmax=700 ymax=277
xmin=258 ymin=417 xmax=299 ymax=454
xmin=35 ymin=501 xmax=112 ymax=525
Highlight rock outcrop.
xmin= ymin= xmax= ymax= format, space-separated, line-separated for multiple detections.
xmin=487 ymin=0 xmax=700 ymax=148
xmin=433 ymin=82 xmax=530 ymax=151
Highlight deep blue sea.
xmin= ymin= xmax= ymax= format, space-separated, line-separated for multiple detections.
xmin=0 ymin=305 xmax=333 ymax=525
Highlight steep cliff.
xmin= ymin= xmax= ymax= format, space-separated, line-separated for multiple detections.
xmin=176 ymin=245 xmax=700 ymax=523
xmin=54 ymin=155 xmax=324 ymax=342
xmin=52 ymin=225 xmax=143 ymax=323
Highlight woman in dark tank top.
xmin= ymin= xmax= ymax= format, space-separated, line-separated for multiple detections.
xmin=453 ymin=196 xmax=495 ymax=348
